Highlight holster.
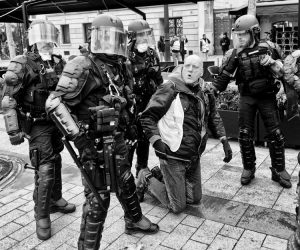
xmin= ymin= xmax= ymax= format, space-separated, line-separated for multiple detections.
xmin=30 ymin=148 xmax=40 ymax=171
xmin=19 ymin=114 xmax=33 ymax=134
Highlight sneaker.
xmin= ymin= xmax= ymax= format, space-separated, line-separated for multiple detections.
xmin=135 ymin=168 xmax=152 ymax=202
xmin=150 ymin=165 xmax=164 ymax=183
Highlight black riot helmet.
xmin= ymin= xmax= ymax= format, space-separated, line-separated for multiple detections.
xmin=128 ymin=20 xmax=156 ymax=53
xmin=232 ymin=14 xmax=260 ymax=34
xmin=90 ymin=13 xmax=127 ymax=57
xmin=28 ymin=19 xmax=59 ymax=46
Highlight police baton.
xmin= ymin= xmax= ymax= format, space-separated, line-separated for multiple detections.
xmin=62 ymin=137 xmax=106 ymax=211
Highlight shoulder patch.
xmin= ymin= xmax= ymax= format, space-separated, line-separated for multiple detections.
xmin=62 ymin=55 xmax=91 ymax=78
xmin=57 ymin=56 xmax=91 ymax=100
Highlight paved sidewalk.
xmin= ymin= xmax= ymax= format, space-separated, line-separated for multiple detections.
xmin=0 ymin=114 xmax=298 ymax=250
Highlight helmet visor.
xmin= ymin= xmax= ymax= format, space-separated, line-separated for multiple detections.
xmin=90 ymin=26 xmax=127 ymax=57
xmin=135 ymin=28 xmax=156 ymax=49
xmin=28 ymin=22 xmax=59 ymax=46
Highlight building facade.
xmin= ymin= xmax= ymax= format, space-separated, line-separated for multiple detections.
xmin=37 ymin=2 xmax=216 ymax=59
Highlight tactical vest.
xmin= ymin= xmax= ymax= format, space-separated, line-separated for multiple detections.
xmin=75 ymin=56 xmax=130 ymax=132
xmin=129 ymin=48 xmax=157 ymax=103
xmin=236 ymin=44 xmax=275 ymax=96
xmin=21 ymin=53 xmax=64 ymax=117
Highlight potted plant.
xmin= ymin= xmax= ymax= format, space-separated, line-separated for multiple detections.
xmin=216 ymin=85 xmax=240 ymax=139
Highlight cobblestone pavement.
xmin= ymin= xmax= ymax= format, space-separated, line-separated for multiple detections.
xmin=0 ymin=114 xmax=298 ymax=250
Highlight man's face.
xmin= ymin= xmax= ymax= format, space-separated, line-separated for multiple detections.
xmin=236 ymin=32 xmax=251 ymax=48
xmin=182 ymin=56 xmax=203 ymax=85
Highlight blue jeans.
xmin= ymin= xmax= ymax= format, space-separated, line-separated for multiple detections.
xmin=148 ymin=158 xmax=202 ymax=213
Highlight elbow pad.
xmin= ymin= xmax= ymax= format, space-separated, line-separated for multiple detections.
xmin=4 ymin=109 xmax=20 ymax=135
xmin=46 ymin=93 xmax=80 ymax=140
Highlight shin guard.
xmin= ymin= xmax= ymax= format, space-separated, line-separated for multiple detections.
xmin=78 ymin=191 xmax=110 ymax=250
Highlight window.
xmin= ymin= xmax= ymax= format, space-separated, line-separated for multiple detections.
xmin=61 ymin=24 xmax=70 ymax=44
xmin=83 ymin=23 xmax=91 ymax=43
xmin=272 ymin=21 xmax=297 ymax=55
xmin=169 ymin=17 xmax=183 ymax=37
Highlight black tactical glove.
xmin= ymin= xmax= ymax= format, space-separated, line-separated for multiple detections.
xmin=221 ymin=138 xmax=232 ymax=163
xmin=153 ymin=139 xmax=168 ymax=160
xmin=223 ymin=50 xmax=237 ymax=75
xmin=9 ymin=131 xmax=25 ymax=145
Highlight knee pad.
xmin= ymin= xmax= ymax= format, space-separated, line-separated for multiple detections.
xmin=119 ymin=169 xmax=135 ymax=194
xmin=38 ymin=163 xmax=55 ymax=183
xmin=268 ymin=129 xmax=284 ymax=144
xmin=239 ymin=128 xmax=253 ymax=141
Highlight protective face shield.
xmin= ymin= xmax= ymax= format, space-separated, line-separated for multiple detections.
xmin=135 ymin=28 xmax=156 ymax=52
xmin=28 ymin=20 xmax=59 ymax=46
xmin=36 ymin=41 xmax=54 ymax=61
xmin=90 ymin=26 xmax=127 ymax=57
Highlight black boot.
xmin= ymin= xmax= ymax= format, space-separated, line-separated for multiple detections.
xmin=125 ymin=215 xmax=159 ymax=235
xmin=36 ymin=217 xmax=51 ymax=240
xmin=35 ymin=163 xmax=55 ymax=240
xmin=270 ymin=168 xmax=291 ymax=188
xmin=118 ymin=169 xmax=159 ymax=235
xmin=50 ymin=197 xmax=76 ymax=214
xmin=268 ymin=130 xmax=291 ymax=189
xmin=50 ymin=155 xmax=76 ymax=213
xmin=241 ymin=168 xmax=256 ymax=185
xmin=239 ymin=129 xmax=256 ymax=185
xmin=78 ymin=191 xmax=110 ymax=250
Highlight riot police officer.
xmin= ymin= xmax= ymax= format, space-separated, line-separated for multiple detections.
xmin=46 ymin=14 xmax=159 ymax=250
xmin=1 ymin=19 xmax=76 ymax=240
xmin=127 ymin=19 xmax=163 ymax=176
xmin=213 ymin=14 xmax=291 ymax=188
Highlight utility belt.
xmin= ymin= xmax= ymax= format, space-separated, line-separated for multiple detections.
xmin=238 ymin=78 xmax=278 ymax=96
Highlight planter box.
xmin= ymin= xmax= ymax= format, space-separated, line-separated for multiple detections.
xmin=216 ymin=110 xmax=259 ymax=142
xmin=257 ymin=114 xmax=300 ymax=147
xmin=217 ymin=110 xmax=239 ymax=139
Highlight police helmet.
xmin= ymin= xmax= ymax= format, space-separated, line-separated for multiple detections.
xmin=90 ymin=13 xmax=127 ymax=57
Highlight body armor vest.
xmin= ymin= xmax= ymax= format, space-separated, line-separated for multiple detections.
xmin=129 ymin=48 xmax=157 ymax=105
xmin=21 ymin=53 xmax=64 ymax=116
xmin=75 ymin=56 xmax=130 ymax=132
xmin=236 ymin=44 xmax=275 ymax=96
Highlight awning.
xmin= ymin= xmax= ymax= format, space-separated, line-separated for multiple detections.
xmin=257 ymin=1 xmax=298 ymax=15
xmin=228 ymin=3 xmax=247 ymax=16
xmin=0 ymin=0 xmax=212 ymax=23
xmin=229 ymin=0 xmax=298 ymax=16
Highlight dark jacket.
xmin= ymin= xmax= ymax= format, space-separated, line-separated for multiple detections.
xmin=158 ymin=40 xmax=165 ymax=53
xmin=140 ymin=66 xmax=226 ymax=161
xmin=220 ymin=37 xmax=230 ymax=51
